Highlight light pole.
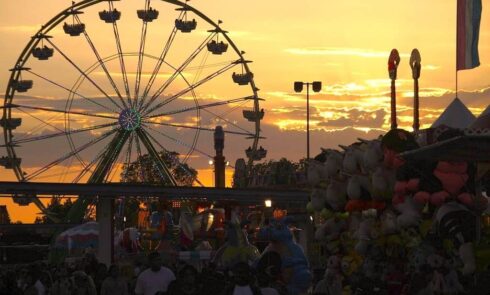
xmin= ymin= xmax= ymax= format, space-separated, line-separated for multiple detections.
xmin=294 ymin=81 xmax=322 ymax=161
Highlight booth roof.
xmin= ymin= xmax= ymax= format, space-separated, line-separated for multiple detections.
xmin=400 ymin=135 xmax=490 ymax=162
xmin=431 ymin=98 xmax=476 ymax=129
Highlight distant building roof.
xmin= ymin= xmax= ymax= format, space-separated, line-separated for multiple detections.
xmin=431 ymin=98 xmax=476 ymax=129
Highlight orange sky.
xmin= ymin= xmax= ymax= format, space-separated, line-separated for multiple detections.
xmin=0 ymin=0 xmax=489 ymax=222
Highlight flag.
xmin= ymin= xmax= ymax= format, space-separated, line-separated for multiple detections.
xmin=457 ymin=0 xmax=482 ymax=70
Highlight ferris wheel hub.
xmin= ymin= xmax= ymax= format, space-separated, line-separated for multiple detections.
xmin=119 ymin=108 xmax=142 ymax=131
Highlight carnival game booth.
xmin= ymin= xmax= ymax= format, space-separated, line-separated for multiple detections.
xmin=306 ymin=128 xmax=490 ymax=294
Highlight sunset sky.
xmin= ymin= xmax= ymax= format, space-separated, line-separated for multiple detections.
xmin=0 ymin=0 xmax=489 ymax=222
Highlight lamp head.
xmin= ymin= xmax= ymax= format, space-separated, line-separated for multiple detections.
xmin=294 ymin=81 xmax=304 ymax=93
xmin=312 ymin=81 xmax=322 ymax=92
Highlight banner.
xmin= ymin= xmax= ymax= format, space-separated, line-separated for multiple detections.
xmin=457 ymin=0 xmax=482 ymax=70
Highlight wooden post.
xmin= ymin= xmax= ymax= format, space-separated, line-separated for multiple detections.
xmin=96 ymin=197 xmax=114 ymax=266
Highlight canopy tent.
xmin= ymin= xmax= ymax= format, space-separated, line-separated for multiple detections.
xmin=431 ymin=98 xmax=476 ymax=129
xmin=470 ymin=105 xmax=490 ymax=130
xmin=54 ymin=221 xmax=99 ymax=253
xmin=400 ymin=135 xmax=490 ymax=162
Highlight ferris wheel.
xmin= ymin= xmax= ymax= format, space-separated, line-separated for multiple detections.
xmin=1 ymin=0 xmax=265 ymax=215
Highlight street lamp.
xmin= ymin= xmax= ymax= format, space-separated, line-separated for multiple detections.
xmin=294 ymin=81 xmax=322 ymax=160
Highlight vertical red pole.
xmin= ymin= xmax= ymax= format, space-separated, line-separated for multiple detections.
xmin=413 ymin=78 xmax=420 ymax=132
xmin=391 ymin=79 xmax=397 ymax=130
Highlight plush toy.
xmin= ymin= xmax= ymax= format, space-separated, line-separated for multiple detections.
xmin=380 ymin=208 xmax=398 ymax=235
xmin=360 ymin=138 xmax=384 ymax=173
xmin=341 ymin=143 xmax=366 ymax=174
xmin=326 ymin=178 xmax=347 ymax=211
xmin=384 ymin=261 xmax=407 ymax=295
xmin=427 ymin=252 xmax=446 ymax=294
xmin=413 ymin=129 xmax=488 ymax=210
xmin=307 ymin=159 xmax=325 ymax=186
xmin=256 ymin=217 xmax=312 ymax=295
xmin=314 ymin=255 xmax=344 ymax=295
xmin=354 ymin=209 xmax=380 ymax=255
xmin=434 ymin=201 xmax=478 ymax=275
xmin=342 ymin=141 xmax=386 ymax=212
xmin=345 ymin=175 xmax=385 ymax=212
xmin=314 ymin=214 xmax=348 ymax=243
xmin=212 ymin=219 xmax=260 ymax=269
xmin=340 ymin=252 xmax=363 ymax=293
xmin=372 ymin=166 xmax=397 ymax=201
xmin=310 ymin=188 xmax=327 ymax=212
xmin=324 ymin=149 xmax=344 ymax=178
xmin=395 ymin=196 xmax=423 ymax=229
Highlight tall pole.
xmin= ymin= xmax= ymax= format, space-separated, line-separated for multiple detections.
xmin=388 ymin=49 xmax=400 ymax=130
xmin=456 ymin=0 xmax=459 ymax=97
xmin=214 ymin=126 xmax=225 ymax=188
xmin=306 ymin=83 xmax=310 ymax=160
xmin=413 ymin=78 xmax=420 ymax=131
xmin=410 ymin=49 xmax=421 ymax=132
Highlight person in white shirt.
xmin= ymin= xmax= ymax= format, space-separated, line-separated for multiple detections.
xmin=222 ymin=262 xmax=261 ymax=295
xmin=135 ymin=252 xmax=176 ymax=295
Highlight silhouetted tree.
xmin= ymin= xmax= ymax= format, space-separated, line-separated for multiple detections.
xmin=35 ymin=197 xmax=74 ymax=224
xmin=121 ymin=151 xmax=197 ymax=186
xmin=119 ymin=150 xmax=198 ymax=228
xmin=234 ymin=157 xmax=306 ymax=188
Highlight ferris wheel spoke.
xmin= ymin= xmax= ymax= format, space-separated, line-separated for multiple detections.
xmin=45 ymin=38 xmax=124 ymax=110
xmin=143 ymin=61 xmax=237 ymax=116
xmin=16 ymin=108 xmax=65 ymax=134
xmin=72 ymin=140 xmax=111 ymax=183
xmin=143 ymin=120 xmax=255 ymax=137
xmin=86 ymin=129 xmax=130 ymax=184
xmin=75 ymin=15 xmax=128 ymax=109
xmin=26 ymin=70 xmax=119 ymax=114
xmin=109 ymin=1 xmax=132 ymax=105
xmin=147 ymin=96 xmax=254 ymax=119
xmin=121 ymin=133 xmax=135 ymax=181
xmin=12 ymin=112 xmax=63 ymax=143
xmin=105 ymin=136 xmax=128 ymax=182
xmin=202 ymin=105 xmax=259 ymax=137
xmin=143 ymin=126 xmax=203 ymax=186
xmin=140 ymin=32 xmax=216 ymax=112
xmin=9 ymin=122 xmax=118 ymax=145
xmin=134 ymin=1 xmax=152 ymax=109
xmin=136 ymin=127 xmax=177 ymax=186
xmin=9 ymin=104 xmax=119 ymax=120
xmin=143 ymin=123 xmax=212 ymax=159
xmin=25 ymin=128 xmax=118 ymax=181
xmin=139 ymin=13 xmax=182 ymax=108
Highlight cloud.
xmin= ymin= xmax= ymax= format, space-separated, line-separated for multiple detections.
xmin=317 ymin=108 xmax=386 ymax=129
xmin=284 ymin=47 xmax=410 ymax=58
xmin=424 ymin=65 xmax=440 ymax=70
xmin=401 ymin=87 xmax=450 ymax=98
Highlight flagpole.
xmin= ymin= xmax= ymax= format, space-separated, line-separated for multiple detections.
xmin=456 ymin=0 xmax=458 ymax=98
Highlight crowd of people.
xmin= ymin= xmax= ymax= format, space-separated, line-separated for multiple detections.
xmin=0 ymin=251 xmax=293 ymax=295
